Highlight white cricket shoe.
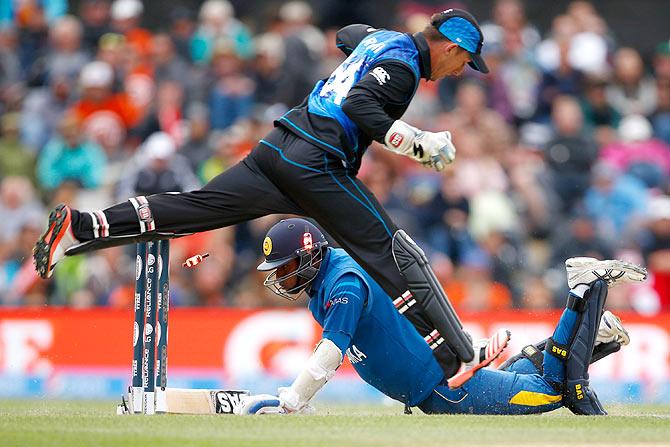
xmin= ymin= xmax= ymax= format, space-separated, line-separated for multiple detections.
xmin=565 ymin=257 xmax=647 ymax=289
xmin=596 ymin=310 xmax=630 ymax=346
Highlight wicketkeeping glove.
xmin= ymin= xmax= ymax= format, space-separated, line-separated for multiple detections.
xmin=384 ymin=120 xmax=456 ymax=171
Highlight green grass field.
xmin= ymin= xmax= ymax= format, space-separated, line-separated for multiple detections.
xmin=1 ymin=400 xmax=669 ymax=447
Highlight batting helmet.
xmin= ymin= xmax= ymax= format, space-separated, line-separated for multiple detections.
xmin=258 ymin=218 xmax=328 ymax=299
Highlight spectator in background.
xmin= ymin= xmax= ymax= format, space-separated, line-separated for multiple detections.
xmin=580 ymin=75 xmax=621 ymax=147
xmin=653 ymin=40 xmax=670 ymax=82
xmin=0 ymin=176 xmax=45 ymax=305
xmin=496 ymin=18 xmax=540 ymax=124
xmin=536 ymin=14 xmax=578 ymax=75
xmin=544 ymin=95 xmax=598 ymax=212
xmin=506 ymin=142 xmax=556 ymax=238
xmin=584 ymin=162 xmax=648 ymax=244
xmin=135 ymin=80 xmax=186 ymax=142
xmin=0 ymin=176 xmax=44 ymax=244
xmin=20 ymin=63 xmax=73 ymax=150
xmin=651 ymin=77 xmax=670 ymax=145
xmin=418 ymin=171 xmax=475 ymax=267
xmin=606 ymin=47 xmax=657 ymax=117
xmin=110 ymin=0 xmax=150 ymax=54
xmin=0 ymin=26 xmax=22 ymax=96
xmin=0 ymin=219 xmax=46 ymax=306
xmin=271 ymin=1 xmax=325 ymax=107
xmin=198 ymin=124 xmax=249 ymax=183
xmin=36 ymin=113 xmax=106 ymax=193
xmin=207 ymin=40 xmax=255 ymax=130
xmin=479 ymin=229 xmax=525 ymax=306
xmin=450 ymin=130 xmax=508 ymax=199
xmin=70 ymin=60 xmax=140 ymax=156
xmin=95 ymin=31 xmax=125 ymax=81
xmin=108 ymin=0 xmax=155 ymax=117
xmin=469 ymin=191 xmax=519 ymax=247
xmin=252 ymin=32 xmax=289 ymax=107
xmin=116 ymin=131 xmax=199 ymax=199
xmin=564 ymin=1 xmax=611 ymax=75
xmin=442 ymin=249 xmax=513 ymax=312
xmin=15 ymin=1 xmax=49 ymax=85
xmin=437 ymin=79 xmax=513 ymax=160
xmin=536 ymin=5 xmax=609 ymax=76
xmin=474 ymin=42 xmax=515 ymax=123
xmin=480 ymin=0 xmax=540 ymax=54
xmin=639 ymin=195 xmax=670 ymax=311
xmin=190 ymin=0 xmax=253 ymax=65
xmin=78 ymin=0 xmax=111 ymax=52
xmin=534 ymin=35 xmax=584 ymax=122
xmin=169 ymin=7 xmax=196 ymax=62
xmin=600 ymin=114 xmax=670 ymax=189
xmin=0 ymin=112 xmax=35 ymax=181
xmin=150 ymin=33 xmax=190 ymax=86
xmin=44 ymin=15 xmax=89 ymax=85
xmin=180 ymin=102 xmax=212 ymax=175
xmin=122 ymin=35 xmax=155 ymax=119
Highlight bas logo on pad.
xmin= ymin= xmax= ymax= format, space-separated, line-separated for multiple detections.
xmin=263 ymin=237 xmax=272 ymax=256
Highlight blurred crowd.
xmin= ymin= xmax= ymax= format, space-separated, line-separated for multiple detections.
xmin=1 ymin=0 xmax=669 ymax=313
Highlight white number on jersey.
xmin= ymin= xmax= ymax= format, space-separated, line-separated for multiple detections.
xmin=319 ymin=58 xmax=365 ymax=106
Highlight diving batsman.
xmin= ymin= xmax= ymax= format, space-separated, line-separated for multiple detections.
xmin=35 ymin=10 xmax=494 ymax=377
xmin=237 ymin=219 xmax=646 ymax=416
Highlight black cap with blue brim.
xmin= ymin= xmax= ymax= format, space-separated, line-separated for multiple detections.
xmin=431 ymin=8 xmax=489 ymax=74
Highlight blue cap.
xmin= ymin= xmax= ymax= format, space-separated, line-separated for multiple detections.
xmin=432 ymin=9 xmax=489 ymax=74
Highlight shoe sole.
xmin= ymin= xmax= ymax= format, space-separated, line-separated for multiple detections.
xmin=33 ymin=204 xmax=70 ymax=279
xmin=603 ymin=312 xmax=630 ymax=345
xmin=447 ymin=330 xmax=511 ymax=389
xmin=567 ymin=259 xmax=647 ymax=287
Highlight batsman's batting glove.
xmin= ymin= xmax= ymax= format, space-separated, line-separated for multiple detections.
xmin=236 ymin=394 xmax=288 ymax=415
xmin=383 ymin=120 xmax=456 ymax=171
xmin=235 ymin=391 xmax=315 ymax=415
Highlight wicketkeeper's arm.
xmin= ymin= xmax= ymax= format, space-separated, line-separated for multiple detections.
xmin=341 ymin=61 xmax=416 ymax=143
xmin=342 ymin=63 xmax=456 ymax=171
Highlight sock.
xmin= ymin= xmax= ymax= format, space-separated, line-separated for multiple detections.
xmin=70 ymin=209 xmax=93 ymax=242
xmin=570 ymin=284 xmax=589 ymax=299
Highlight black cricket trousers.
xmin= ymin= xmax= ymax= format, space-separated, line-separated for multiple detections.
xmin=79 ymin=126 xmax=459 ymax=375
xmin=100 ymin=127 xmax=410 ymax=297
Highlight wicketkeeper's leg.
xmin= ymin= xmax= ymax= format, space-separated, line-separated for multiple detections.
xmin=34 ymin=150 xmax=304 ymax=277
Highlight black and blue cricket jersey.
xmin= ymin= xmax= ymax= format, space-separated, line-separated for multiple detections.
xmin=276 ymin=26 xmax=432 ymax=173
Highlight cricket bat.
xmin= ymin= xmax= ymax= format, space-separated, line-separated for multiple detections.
xmin=120 ymin=388 xmax=250 ymax=415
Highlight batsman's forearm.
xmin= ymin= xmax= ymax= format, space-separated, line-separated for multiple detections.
xmin=280 ymin=338 xmax=343 ymax=410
